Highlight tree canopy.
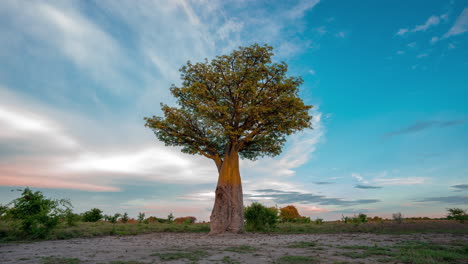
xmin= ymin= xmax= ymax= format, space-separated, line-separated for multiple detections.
xmin=145 ymin=44 xmax=312 ymax=166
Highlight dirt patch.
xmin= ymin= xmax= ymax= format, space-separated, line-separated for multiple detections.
xmin=1 ymin=233 xmax=467 ymax=263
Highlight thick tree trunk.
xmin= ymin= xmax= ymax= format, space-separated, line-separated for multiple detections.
xmin=209 ymin=147 xmax=244 ymax=234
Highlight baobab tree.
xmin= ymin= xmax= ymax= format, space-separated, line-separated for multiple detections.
xmin=145 ymin=44 xmax=313 ymax=234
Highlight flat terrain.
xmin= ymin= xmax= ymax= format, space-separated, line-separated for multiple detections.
xmin=1 ymin=232 xmax=467 ymax=264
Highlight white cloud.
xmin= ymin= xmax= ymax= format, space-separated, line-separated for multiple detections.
xmin=241 ymin=107 xmax=325 ymax=178
xmin=396 ymin=14 xmax=445 ymax=36
xmin=335 ymin=31 xmax=346 ymax=38
xmin=309 ymin=69 xmax=316 ymax=75
xmin=417 ymin=53 xmax=428 ymax=58
xmin=407 ymin=42 xmax=417 ymax=48
xmin=373 ymin=177 xmax=428 ymax=186
xmin=443 ymin=8 xmax=468 ymax=38
xmin=351 ymin=173 xmax=369 ymax=184
xmin=413 ymin=15 xmax=440 ymax=32
xmin=396 ymin=50 xmax=405 ymax=55
xmin=396 ymin=28 xmax=409 ymax=36
xmin=430 ymin=36 xmax=439 ymax=44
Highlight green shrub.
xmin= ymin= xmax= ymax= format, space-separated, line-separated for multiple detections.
xmin=358 ymin=213 xmax=368 ymax=223
xmin=295 ymin=216 xmax=311 ymax=223
xmin=7 ymin=188 xmax=70 ymax=238
xmin=314 ymin=218 xmax=324 ymax=225
xmin=82 ymin=208 xmax=103 ymax=222
xmin=244 ymin=202 xmax=278 ymax=232
xmin=447 ymin=208 xmax=467 ymax=223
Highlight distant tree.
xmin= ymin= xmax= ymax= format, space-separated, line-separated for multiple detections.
xmin=104 ymin=213 xmax=121 ymax=224
xmin=82 ymin=208 xmax=103 ymax=222
xmin=279 ymin=205 xmax=301 ymax=222
xmin=447 ymin=208 xmax=467 ymax=223
xmin=392 ymin=212 xmax=403 ymax=224
xmin=121 ymin=212 xmax=129 ymax=223
xmin=145 ymin=44 xmax=312 ymax=234
xmin=167 ymin=213 xmax=174 ymax=223
xmin=137 ymin=212 xmax=146 ymax=223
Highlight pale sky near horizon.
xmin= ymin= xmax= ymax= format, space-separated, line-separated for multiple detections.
xmin=0 ymin=0 xmax=467 ymax=221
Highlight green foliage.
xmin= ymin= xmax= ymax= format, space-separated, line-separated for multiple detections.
xmin=137 ymin=212 xmax=145 ymax=223
xmin=341 ymin=213 xmax=368 ymax=226
xmin=121 ymin=212 xmax=129 ymax=223
xmin=64 ymin=209 xmax=81 ymax=227
xmin=244 ymin=202 xmax=278 ymax=232
xmin=82 ymin=208 xmax=103 ymax=222
xmin=145 ymin=43 xmax=312 ymax=162
xmin=314 ymin=218 xmax=324 ymax=225
xmin=7 ymin=188 xmax=70 ymax=238
xmin=104 ymin=213 xmax=121 ymax=224
xmin=446 ymin=208 xmax=468 ymax=223
xmin=0 ymin=203 xmax=8 ymax=218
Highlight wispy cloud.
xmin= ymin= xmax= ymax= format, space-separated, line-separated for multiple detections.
xmin=383 ymin=120 xmax=464 ymax=138
xmin=287 ymin=0 xmax=320 ymax=19
xmin=373 ymin=177 xmax=427 ymax=186
xmin=248 ymin=189 xmax=380 ymax=207
xmin=396 ymin=14 xmax=444 ymax=36
xmin=443 ymin=8 xmax=468 ymax=38
xmin=417 ymin=195 xmax=468 ymax=205
xmin=355 ymin=185 xmax=382 ymax=189
xmin=313 ymin=181 xmax=334 ymax=185
xmin=452 ymin=184 xmax=468 ymax=190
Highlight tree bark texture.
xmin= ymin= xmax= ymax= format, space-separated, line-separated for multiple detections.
xmin=209 ymin=147 xmax=244 ymax=234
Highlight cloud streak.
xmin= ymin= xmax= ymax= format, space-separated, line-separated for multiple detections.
xmin=384 ymin=120 xmax=464 ymax=138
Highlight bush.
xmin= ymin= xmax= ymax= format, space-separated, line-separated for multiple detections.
xmin=174 ymin=216 xmax=196 ymax=224
xmin=7 ymin=188 xmax=70 ymax=238
xmin=357 ymin=213 xmax=368 ymax=223
xmin=447 ymin=208 xmax=467 ymax=223
xmin=279 ymin=205 xmax=301 ymax=222
xmin=393 ymin=212 xmax=404 ymax=224
xmin=314 ymin=218 xmax=324 ymax=225
xmin=244 ymin=202 xmax=278 ymax=232
xmin=82 ymin=208 xmax=103 ymax=222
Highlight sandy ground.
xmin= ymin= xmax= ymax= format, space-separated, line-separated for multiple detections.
xmin=1 ymin=233 xmax=467 ymax=264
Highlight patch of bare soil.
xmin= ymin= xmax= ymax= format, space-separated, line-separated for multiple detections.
xmin=1 ymin=233 xmax=467 ymax=264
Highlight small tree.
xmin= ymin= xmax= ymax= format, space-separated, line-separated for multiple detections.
xmin=392 ymin=212 xmax=403 ymax=224
xmin=137 ymin=212 xmax=146 ymax=223
xmin=82 ymin=208 xmax=103 ymax=222
xmin=279 ymin=205 xmax=301 ymax=222
xmin=145 ymin=44 xmax=312 ymax=234
xmin=7 ymin=188 xmax=70 ymax=238
xmin=167 ymin=213 xmax=174 ymax=223
xmin=447 ymin=208 xmax=467 ymax=223
xmin=121 ymin=212 xmax=129 ymax=223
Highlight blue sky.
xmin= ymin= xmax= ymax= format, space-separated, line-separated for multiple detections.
xmin=0 ymin=0 xmax=466 ymax=221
